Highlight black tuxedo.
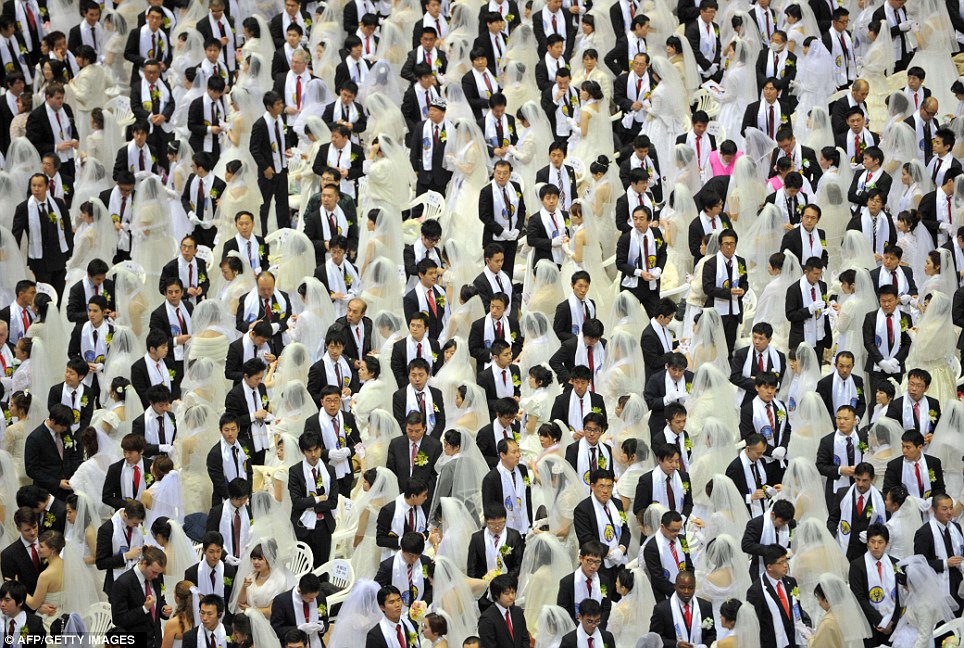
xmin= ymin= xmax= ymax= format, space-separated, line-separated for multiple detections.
xmin=619 ymin=151 xmax=663 ymax=201
xmin=815 ymin=373 xmax=867 ymax=424
xmin=919 ymin=189 xmax=959 ymax=247
xmin=321 ymin=99 xmax=368 ymax=140
xmin=639 ymin=323 xmax=678 ymax=381
xmin=221 ymin=235 xmax=270 ymax=275
xmin=914 ymin=520 xmax=964 ymax=607
xmin=466 ymin=527 xmax=525 ymax=581
xmin=556 ymin=571 xmax=613 ymax=625
xmin=402 ymin=285 xmax=448 ymax=340
xmin=288 ymin=461 xmax=339 ymax=567
xmin=476 ymin=422 xmax=521 ymax=468
xmin=747 ymin=574 xmax=809 ymax=648
xmin=641 ymin=536 xmax=690 ymax=601
xmin=882 ymin=454 xmax=945 ymax=497
xmin=0 ymin=537 xmax=44 ymax=597
xmin=187 ymin=94 xmax=227 ymax=164
xmin=553 ymin=297 xmax=596 ymax=343
xmin=559 ymin=629 xmax=616 ymax=648
xmin=24 ymin=423 xmax=82 ymax=500
xmin=102 ymin=456 xmax=154 ymax=512
xmin=479 ymin=179 xmax=526 ymax=279
xmin=643 ymin=369 xmax=694 ymax=435
xmin=701 ymin=253 xmax=749 ymax=351
xmin=365 ymin=621 xmax=418 ymax=648
xmin=847 ymin=169 xmax=894 ymax=209
xmin=785 ymin=278 xmax=831 ymax=353
xmin=687 ymin=213 xmax=733 ymax=260
xmin=205 ymin=441 xmax=254 ymax=507
xmin=400 ymin=48 xmax=448 ymax=85
xmin=779 ymin=226 xmax=829 ymax=266
xmin=233 ymin=289 xmax=292 ymax=352
xmin=477 ymin=363 xmax=522 ymax=416
xmin=573 ymin=495 xmax=631 ymax=580
xmin=649 ymin=596 xmax=716 ymax=647
xmin=861 ymin=309 xmax=911 ymax=392
xmin=183 ymin=560 xmax=238 ymax=608
xmin=462 ymin=66 xmax=499 ymax=117
xmin=481 ymin=463 xmax=533 ymax=526
xmin=756 ymin=50 xmax=799 ymax=98
xmin=374 ymin=554 xmax=434 ymax=604
xmin=532 ymin=9 xmax=576 ymax=56
xmin=109 ymin=568 xmax=168 ymax=647
xmin=478 ymin=602 xmax=530 ymax=648
xmin=742 ymin=515 xmax=795 ymax=576
xmin=24 ymin=103 xmax=77 ymax=175
xmin=304 ymin=409 xmax=361 ymax=493
xmin=250 ymin=114 xmax=293 ymax=230
xmin=684 ymin=19 xmax=722 ymax=81
xmin=331 ymin=315 xmax=373 ymax=365
xmin=615 ymin=227 xmax=666 ymax=315
xmin=385 ymin=434 xmax=442 ymax=501
xmin=725 ymin=455 xmax=776 ymax=514
xmin=730 ymin=345 xmax=787 ymax=395
xmin=468 ymin=315 xmax=522 ymax=366
xmin=159 ymin=256 xmax=211 ymax=302
xmin=334 ymin=56 xmax=373 ymax=94
xmin=129 ymin=79 xmax=175 ymax=155
xmin=129 ymin=357 xmax=172 ymax=409
xmin=885 ymin=396 xmax=941 ymax=435
xmin=550 ymin=389 xmax=607 ymax=433
xmin=148 ymin=300 xmax=194 ymax=363
xmin=548 ymin=336 xmax=607 ymax=385
xmin=849 ymin=552 xmax=903 ymax=646
xmin=223 ymin=382 xmax=270 ymax=461
xmin=391 ymin=386 xmax=446 ymax=439
xmin=375 ymin=500 xmax=431 ymax=552
xmin=12 ymin=195 xmax=74 ymax=294
xmin=69 ymin=277 xmax=118 ymax=324
xmin=827 ymin=485 xmax=880 ymax=561
xmin=740 ymin=99 xmax=790 ymax=138
xmin=390 ymin=337 xmax=442 ymax=387
xmin=869 ymin=266 xmax=918 ymax=297
xmin=46 ymin=381 xmax=96 ymax=431
xmin=311 ymin=142 xmax=365 ymax=192
xmin=633 ymin=469 xmax=693 ymax=517
xmin=408 ymin=118 xmax=452 ymax=195
xmin=535 ymin=164 xmax=577 ymax=204
xmin=268 ymin=11 xmax=312 ymax=48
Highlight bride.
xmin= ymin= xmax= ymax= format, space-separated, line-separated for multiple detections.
xmin=26 ymin=531 xmax=65 ymax=627
xmin=903 ymin=291 xmax=961 ymax=403
xmin=640 ymin=56 xmax=689 ymax=192
xmin=441 ymin=118 xmax=489 ymax=249
xmin=569 ymin=80 xmax=613 ymax=164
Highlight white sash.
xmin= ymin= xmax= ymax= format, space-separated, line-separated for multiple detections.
xmin=26 ymin=197 xmax=68 ymax=258
xmin=572 ymin=569 xmax=601 ymax=614
xmin=713 ymin=252 xmax=741 ymax=315
xmin=567 ymin=293 xmax=593 ymax=336
xmin=404 ymin=386 xmax=437 ymax=433
xmin=836 ymin=484 xmax=885 ymax=551
xmin=650 ymin=468 xmax=684 ymax=513
xmin=592 ymin=495 xmax=624 ymax=555
xmin=498 ymin=463 xmax=529 ymax=533
xmin=391 ymin=551 xmax=425 ymax=610
xmin=197 ymin=559 xmax=225 ymax=597
xmin=876 ymin=266 xmax=909 ymax=295
xmin=575 ymin=437 xmax=611 ymax=487
xmin=929 ymin=519 xmax=964 ymax=594
xmin=901 ymin=396 xmax=935 ymax=435
xmin=389 ymin=494 xmax=425 ymax=555
xmin=669 ymin=592 xmax=703 ymax=645
xmin=293 ymin=589 xmax=323 ymax=648
xmin=110 ymin=512 xmax=144 ymax=584
xmin=655 ymin=530 xmax=686 ymax=583
xmin=872 ymin=309 xmax=901 ymax=371
xmin=573 ymin=332 xmax=604 ymax=384
xmin=797 ymin=277 xmax=826 ymax=344
xmin=762 ymin=576 xmax=800 ymax=648
xmin=317 ymin=411 xmax=351 ymax=478
xmin=195 ymin=625 xmax=228 ymax=648
xmin=863 ymin=552 xmax=897 ymax=626
xmin=241 ymin=289 xmax=288 ymax=324
xmin=217 ymin=503 xmax=250 ymax=559
xmin=901 ymin=457 xmax=932 ymax=498
xmin=299 ymin=460 xmax=330 ymax=531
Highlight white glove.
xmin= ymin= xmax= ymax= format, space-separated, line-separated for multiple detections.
xmin=608 ymin=546 xmax=625 ymax=563
xmin=298 ymin=623 xmax=323 ymax=633
xmin=664 ymin=392 xmax=682 ymax=405
xmin=795 ymin=621 xmax=814 ymax=640
xmin=899 ymin=19 xmax=912 ymax=31
xmin=808 ymin=302 xmax=818 ymax=314
xmin=675 ymin=391 xmax=690 ymax=404
xmin=158 ymin=444 xmax=175 ymax=455
xmin=707 ymin=63 xmax=719 ymax=76
xmin=507 ymin=228 xmax=520 ymax=241
xmin=899 ymin=293 xmax=912 ymax=305
xmin=187 ymin=211 xmax=201 ymax=225
xmin=941 ymin=221 xmax=955 ymax=233
xmin=567 ymin=117 xmax=580 ymax=131
xmin=880 ymin=359 xmax=900 ymax=373
xmin=224 ymin=554 xmax=241 ymax=566
xmin=329 ymin=447 xmax=351 ymax=461
xmin=771 ymin=446 xmax=787 ymax=460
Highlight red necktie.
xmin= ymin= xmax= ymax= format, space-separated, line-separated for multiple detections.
xmin=408 ymin=507 xmax=415 ymax=531
xmin=587 ymin=345 xmax=594 ymax=387
xmin=496 ymin=320 xmax=504 ymax=339
xmin=915 ymin=461 xmax=924 ymax=495
xmin=397 ymin=624 xmax=406 ymax=647
xmin=416 ymin=342 xmax=423 ymax=358
xmin=365 ymin=36 xmax=371 ymax=54
xmin=30 ymin=543 xmax=40 ymax=571
xmin=635 ymin=77 xmax=642 ymax=97
xmin=435 ymin=18 xmax=441 ymax=35
xmin=669 ymin=539 xmax=680 ymax=566
xmin=776 ymin=581 xmax=790 ymax=617
xmin=416 ymin=391 xmax=425 ymax=415
xmin=914 ymin=93 xmax=919 ymax=109
xmin=21 ymin=309 xmax=29 ymax=334
xmin=411 ymin=442 xmax=418 ymax=466
xmin=839 ymin=33 xmax=848 ymax=58
xmin=758 ymin=353 xmax=764 ymax=371
xmin=149 ymin=83 xmax=158 ymax=114
xmin=766 ymin=402 xmax=775 ymax=430
xmin=227 ymin=506 xmax=240 ymax=556
xmin=811 ymin=286 xmax=816 ymax=302
xmin=710 ymin=216 xmax=717 ymax=229
xmin=264 ymin=299 xmax=272 ymax=321
xmin=588 ymin=639 xmax=594 ymax=648
xmin=667 ymin=475 xmax=676 ymax=510
xmin=146 ymin=580 xmax=156 ymax=620
xmin=877 ymin=560 xmax=883 ymax=580
xmin=49 ymin=177 xmax=55 ymax=194
xmin=139 ymin=149 xmax=145 ymax=171
xmin=296 ymin=75 xmax=302 ymax=109
xmin=886 ymin=313 xmax=894 ymax=348
xmin=303 ymin=599 xmax=310 ymax=622
xmin=151 ymin=33 xmax=157 ymax=57
xmin=502 ymin=369 xmax=508 ymax=387
xmin=696 ymin=136 xmax=702 ymax=167
xmin=913 ymin=400 xmax=920 ymax=428
xmin=175 ymin=307 xmax=186 ymax=334
xmin=768 ymin=105 xmax=775 ymax=139
xmin=426 ymin=50 xmax=432 ymax=67
xmin=854 ymin=135 xmax=860 ymax=160
xmin=505 ymin=610 xmax=514 ymax=640
xmin=428 ymin=290 xmax=438 ymax=318
xmin=856 ymin=494 xmax=864 ymax=517
xmin=765 ymin=10 xmax=771 ymax=37
xmin=133 ymin=465 xmax=141 ymax=497
xmin=188 ymin=264 xmax=194 ymax=289
xmin=483 ymin=73 xmax=493 ymax=94
xmin=551 ymin=13 xmax=558 ymax=34
xmin=586 ymin=578 xmax=593 ymax=596
xmin=949 ymin=195 xmax=954 ymax=224
xmin=24 ymin=3 xmax=36 ymax=31
xmin=683 ymin=602 xmax=692 ymax=630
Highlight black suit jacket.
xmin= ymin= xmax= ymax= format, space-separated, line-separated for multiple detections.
xmin=558 ymin=629 xmax=615 ymax=648
xmin=869 ymin=266 xmax=918 ymax=297
xmin=402 ymin=285 xmax=448 ymax=340
xmin=701 ymin=253 xmax=749 ymax=320
xmin=466 ymin=527 xmax=525 ymax=579
xmin=684 ymin=19 xmax=721 ymax=76
xmin=46 ymin=381 xmax=96 ymax=431
xmin=861 ymin=309 xmax=911 ymax=374
xmin=550 ymin=388 xmax=607 ymax=432
xmin=159 ymin=257 xmax=211 ymax=300
xmin=221 ymin=235 xmax=269 ymax=274
xmin=334 ymin=56 xmax=373 ymax=94
xmin=206 ymin=441 xmax=254 ymax=507
xmin=250 ymin=115 xmax=294 ymax=177
xmin=102 ymin=457 xmax=154 ymax=512
xmin=914 ymin=520 xmax=964 ymax=602
xmin=740 ymin=99 xmax=790 ymax=137
xmin=391 ymin=386 xmax=445 ymax=438
xmin=649 ymin=596 xmax=716 ymax=647
xmin=885 ymin=396 xmax=941 ymax=435
xmin=477 ymin=363 xmax=521 ymax=416
xmin=747 ymin=574 xmax=808 ymax=648
xmin=223 ymin=382 xmax=270 ymax=448
xmin=24 ymin=423 xmax=82 ymax=499
xmin=730 ymin=345 xmax=787 ymax=394
xmin=321 ymin=99 xmax=368 ymax=138
xmin=267 ymin=11 xmax=312 ymax=48
xmin=385 ymin=434 xmax=442 ymax=493
xmin=643 ymin=369 xmax=694 ymax=435
xmin=847 ymin=169 xmax=894 ymax=208
xmin=633 ymin=469 xmax=694 ymax=517
xmin=548 ymin=336 xmax=607 ymax=385
xmin=400 ymin=48 xmax=448 ymax=85
xmin=467 ymin=315 xmax=522 ymax=365
xmin=640 ymin=325 xmax=676 ymax=382
xmin=183 ymin=560 xmax=238 ymax=606
xmin=827 ymin=485 xmax=881 ymax=560
xmin=478 ymin=602 xmax=530 ymax=648
xmin=481 ymin=463 xmax=533 ymax=528
xmin=615 ymin=228 xmax=666 ymax=296
xmin=573 ymin=495 xmax=631 ymax=551
xmin=815 ymin=373 xmax=867 ymax=424
xmin=129 ymin=357 xmax=172 ymax=409
xmin=688 ymin=214 xmax=733 ymax=260
xmin=374 ymin=500 xmax=430 ymax=551
xmin=148 ymin=300 xmax=195 ymax=360
xmin=755 ymin=50 xmax=798 ymax=96
xmin=12 ymin=196 xmax=74 ymax=271
xmin=109 ymin=567 xmax=168 ymax=643
xmin=303 ymin=410 xmax=362 ymax=465
xmin=130 ymin=78 xmax=175 ymax=134
xmin=288 ymin=460 xmax=339 ymax=536
xmin=24 ymin=103 xmax=77 ymax=163
xmin=0 ymin=537 xmax=44 ymax=597
xmin=779 ymin=226 xmax=829 ymax=266
xmin=374 ymin=554 xmax=434 ymax=604
xmin=556 ymin=571 xmax=613 ymax=624
xmin=882 ymin=453 xmax=945 ymax=496
xmin=785 ymin=278 xmax=831 ymax=350
xmin=330 ymin=315 xmax=373 ymax=366
xmin=741 ymin=515 xmax=795 ymax=576
xmin=552 ymin=297 xmax=596 ymax=343
xmin=642 ymin=536 xmax=691 ymax=601
xmin=390 ymin=337 xmax=442 ymax=388
xmin=849 ymin=552 xmax=904 ymax=630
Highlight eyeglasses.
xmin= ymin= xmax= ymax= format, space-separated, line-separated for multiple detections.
xmin=582 ymin=618 xmax=602 ymax=626
xmin=582 ymin=558 xmax=602 ymax=566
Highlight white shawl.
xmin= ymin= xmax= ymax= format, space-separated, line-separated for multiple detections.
xmin=298 ymin=460 xmax=330 ymax=531
xmin=498 ymin=463 xmax=529 ymax=534
xmin=835 ymin=484 xmax=885 ymax=552
xmin=669 ymin=592 xmax=704 ymax=646
xmin=871 ymin=309 xmax=901 ymax=371
xmin=391 ymin=552 xmax=425 ymax=609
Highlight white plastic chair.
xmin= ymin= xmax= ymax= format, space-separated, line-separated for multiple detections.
xmin=195 ymin=245 xmax=213 ymax=267
xmin=84 ymin=601 xmax=113 ymax=647
xmin=692 ymin=88 xmax=720 ymax=118
xmin=313 ymin=558 xmax=356 ymax=605
xmin=405 ymin=190 xmax=446 ymax=222
xmin=286 ymin=541 xmax=315 ymax=577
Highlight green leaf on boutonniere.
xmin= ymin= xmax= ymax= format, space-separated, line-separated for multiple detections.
xmin=318 ymin=604 xmax=327 ymax=616
xmin=168 ymin=368 xmax=176 ymax=380
xmin=858 ymin=441 xmax=868 ymax=452
xmin=414 ymin=451 xmax=429 ymax=467
xmin=223 ymin=576 xmax=233 ymax=587
xmin=591 ymin=407 xmax=602 ymax=414
xmin=43 ymin=512 xmax=55 ymax=528
xmin=145 ymin=473 xmax=155 ymax=486
xmin=433 ymin=403 xmax=440 ymax=413
xmin=600 ymin=585 xmax=608 ymax=597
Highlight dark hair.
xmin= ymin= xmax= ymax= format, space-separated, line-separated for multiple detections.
xmin=762 ymin=543 xmax=788 ymax=566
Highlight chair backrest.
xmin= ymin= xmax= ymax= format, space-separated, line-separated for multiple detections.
xmin=83 ymin=602 xmax=114 ymax=647
xmin=312 ymin=558 xmax=356 ymax=605
xmin=195 ymin=245 xmax=213 ymax=267
xmin=194 ymin=542 xmax=204 ymax=561
xmin=286 ymin=541 xmax=315 ymax=577
xmin=406 ymin=190 xmax=446 ymax=222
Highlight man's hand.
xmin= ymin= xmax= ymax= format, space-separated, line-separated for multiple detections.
xmin=731 ymin=288 xmax=745 ymax=296
xmin=59 ymin=479 xmax=72 ymax=491
xmin=840 ymin=465 xmax=856 ymax=477
xmin=144 ymin=594 xmax=156 ymax=610
xmin=751 ymin=489 xmax=767 ymax=500
xmin=125 ymin=545 xmax=143 ymax=561
xmin=263 ymin=167 xmax=275 ymax=180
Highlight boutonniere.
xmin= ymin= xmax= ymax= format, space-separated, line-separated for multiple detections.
xmin=271 ymin=302 xmax=282 ymax=315
xmin=421 ymin=564 xmax=429 ymax=578
xmin=599 ymin=584 xmax=608 ymax=597
xmin=344 ymin=273 xmax=353 ymax=287
xmin=439 ymin=129 xmax=447 ymax=142
xmin=499 ymin=544 xmax=513 ymax=557
xmin=317 ymin=603 xmax=327 ymax=616
xmin=72 ymin=409 xmax=81 ymax=424
xmin=62 ymin=433 xmax=74 ymax=449
xmin=597 ymin=455 xmax=607 ymax=470
xmin=820 ymin=238 xmax=827 ymax=247
xmin=3 ymin=367 xmax=11 ymax=378
xmin=350 ymin=152 xmax=359 ymax=162
xmin=780 ymin=114 xmax=788 ymax=124
xmin=414 ymin=451 xmax=428 ymax=467
xmin=522 ymin=475 xmax=531 ymax=487
xmin=314 ymin=472 xmax=325 ymax=490
xmin=506 ymin=12 xmax=515 ymax=21
xmin=590 ymin=407 xmax=602 ymax=414
xmin=80 ymin=394 xmax=89 ymax=408
xmin=260 ymin=394 xmax=269 ymax=407
xmin=145 ymin=473 xmax=155 ymax=486
xmin=111 ymin=213 xmax=121 ymax=223
xmin=47 ymin=210 xmax=59 ymax=225
xmin=929 ymin=469 xmax=936 ymax=482
xmin=510 ymin=331 xmax=517 ymax=341
xmin=344 ymin=425 xmax=353 ymax=437
xmin=928 ymin=409 xmax=937 ymax=423
xmin=900 ymin=319 xmax=908 ymax=332
xmin=167 ymin=368 xmax=176 ymax=380
xmin=198 ymin=272 xmax=207 ymax=284
xmin=512 ymin=375 xmax=521 ymax=387
xmin=776 ymin=409 xmax=786 ymax=423
xmin=43 ymin=511 xmax=55 ymax=529
xmin=618 ymin=510 xmax=627 ymax=525
xmin=865 ymin=505 xmax=874 ymax=518
xmin=258 ymin=244 xmax=265 ymax=257
xmin=19 ymin=625 xmax=27 ymax=640
xmin=785 ymin=59 xmax=795 ymax=67
xmin=223 ymin=576 xmax=233 ymax=587
xmin=790 ymin=586 xmax=800 ymax=599
xmin=431 ymin=351 xmax=439 ymax=362
xmin=160 ymin=581 xmax=166 ymax=595
xmin=701 ymin=617 xmax=714 ymax=630
xmin=104 ymin=330 xmax=113 ymax=345
xmin=684 ymin=437 xmax=692 ymax=451
xmin=142 ymin=101 xmax=152 ymax=110
xmin=433 ymin=403 xmax=440 ymax=413
xmin=679 ymin=537 xmax=689 ymax=551
xmin=209 ymin=188 xmax=220 ymax=200
xmin=304 ymin=17 xmax=312 ymax=27
xmin=682 ymin=480 xmax=690 ymax=492
xmin=407 ymin=631 xmax=418 ymax=647
xmin=564 ymin=218 xmax=571 ymax=228
xmin=737 ymin=262 xmax=747 ymax=275
xmin=713 ymin=26 xmax=719 ymax=35
xmin=857 ymin=441 xmax=869 ymax=452
xmin=856 ymin=387 xmax=863 ymax=396
xmin=435 ymin=293 xmax=446 ymax=308
xmin=685 ymin=382 xmax=692 ymax=391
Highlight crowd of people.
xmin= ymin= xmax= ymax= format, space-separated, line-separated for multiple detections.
xmin=1 ymin=0 xmax=964 ymax=644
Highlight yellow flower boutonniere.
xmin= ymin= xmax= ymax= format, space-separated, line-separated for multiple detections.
xmin=80 ymin=394 xmax=89 ymax=408
xmin=209 ymin=188 xmax=220 ymax=200
xmin=591 ymin=407 xmax=602 ymax=414
xmin=111 ymin=213 xmax=121 ymax=223
xmin=43 ymin=511 xmax=55 ymax=528
xmin=305 ymin=17 xmax=312 ymax=27
xmin=421 ymin=565 xmax=429 ymax=579
xmin=682 ymin=481 xmax=690 ymax=492
xmin=318 ymin=604 xmax=327 ymax=617
xmin=160 ymin=581 xmax=166 ymax=595
xmin=203 ymin=120 xmax=211 ymax=127
xmin=737 ymin=262 xmax=747 ymax=275
xmin=564 ymin=218 xmax=571 ymax=228
xmin=105 ymin=332 xmax=113 ymax=345
xmin=506 ymin=12 xmax=515 ymax=21
xmin=790 ymin=586 xmax=800 ymax=599
xmin=258 ymin=244 xmax=265 ymax=257
xmin=3 ymin=367 xmax=11 ymax=378
xmin=598 ymin=455 xmax=607 ymax=470
xmin=522 ymin=475 xmax=531 ymax=487
xmin=600 ymin=585 xmax=608 ymax=597
xmin=168 ymin=368 xmax=176 ymax=380
xmin=145 ymin=473 xmax=155 ymax=486
xmin=900 ymin=319 xmax=908 ymax=332
xmin=439 ymin=129 xmax=447 ymax=142
xmin=260 ymin=394 xmax=269 ymax=407
xmin=499 ymin=544 xmax=513 ymax=557
xmin=780 ymin=114 xmax=788 ymax=124
xmin=314 ymin=472 xmax=325 ymax=490
xmin=512 ymin=375 xmax=521 ymax=388
xmin=243 ymin=446 xmax=251 ymax=460
xmin=19 ymin=626 xmax=27 ymax=641
xmin=618 ymin=510 xmax=627 ymax=525
xmin=63 ymin=433 xmax=74 ymax=449
xmin=858 ymin=441 xmax=869 ymax=453
xmin=929 ymin=409 xmax=937 ymax=423
xmin=929 ymin=469 xmax=936 ymax=482
xmin=436 ymin=293 xmax=446 ymax=309
xmin=350 ymin=152 xmax=359 ymax=162
xmin=684 ymin=437 xmax=692 ymax=451
xmin=431 ymin=352 xmax=439 ymax=362
xmin=510 ymin=331 xmax=517 ymax=341
xmin=73 ymin=409 xmax=81 ymax=424
xmin=776 ymin=409 xmax=786 ymax=423
xmin=271 ymin=302 xmax=282 ymax=315
xmin=223 ymin=576 xmax=233 ymax=587
xmin=414 ymin=451 xmax=429 ymax=467
xmin=47 ymin=211 xmax=59 ymax=225
xmin=198 ymin=273 xmax=207 ymax=284
xmin=407 ymin=631 xmax=418 ymax=647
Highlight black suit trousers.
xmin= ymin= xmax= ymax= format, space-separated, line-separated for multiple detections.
xmin=258 ymin=168 xmax=291 ymax=231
